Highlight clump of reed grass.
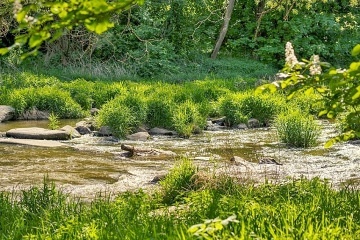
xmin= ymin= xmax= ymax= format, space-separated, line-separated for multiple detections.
xmin=276 ymin=110 xmax=320 ymax=147
xmin=159 ymin=157 xmax=198 ymax=205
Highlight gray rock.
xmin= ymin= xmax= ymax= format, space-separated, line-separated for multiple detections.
xmin=206 ymin=123 xmax=226 ymax=131
xmin=0 ymin=138 xmax=67 ymax=147
xmin=97 ymin=126 xmax=112 ymax=136
xmin=0 ymin=105 xmax=15 ymax=122
xmin=6 ymin=127 xmax=71 ymax=140
xmin=75 ymin=125 xmax=92 ymax=135
xmin=236 ymin=123 xmax=248 ymax=130
xmin=17 ymin=107 xmax=49 ymax=120
xmin=76 ymin=120 xmax=96 ymax=131
xmin=259 ymin=158 xmax=282 ymax=165
xmin=247 ymin=118 xmax=260 ymax=128
xmin=149 ymin=127 xmax=176 ymax=135
xmin=60 ymin=125 xmax=81 ymax=138
xmin=126 ymin=132 xmax=150 ymax=141
xmin=210 ymin=117 xmax=226 ymax=126
xmin=150 ymin=174 xmax=167 ymax=184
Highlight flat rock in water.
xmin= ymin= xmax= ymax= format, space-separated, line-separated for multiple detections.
xmin=0 ymin=138 xmax=67 ymax=147
xmin=6 ymin=127 xmax=71 ymax=140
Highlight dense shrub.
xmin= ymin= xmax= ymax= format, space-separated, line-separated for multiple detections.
xmin=61 ymin=79 xmax=95 ymax=110
xmin=92 ymin=82 xmax=128 ymax=108
xmin=95 ymin=94 xmax=147 ymax=138
xmin=171 ymin=100 xmax=206 ymax=138
xmin=4 ymin=87 xmax=84 ymax=118
xmin=160 ymin=157 xmax=198 ymax=205
xmin=219 ymin=92 xmax=285 ymax=127
xmin=146 ymin=97 xmax=174 ymax=129
xmin=95 ymin=98 xmax=135 ymax=138
xmin=276 ymin=110 xmax=320 ymax=148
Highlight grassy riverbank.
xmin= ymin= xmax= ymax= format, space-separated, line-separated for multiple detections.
xmin=0 ymin=66 xmax=323 ymax=146
xmin=1 ymin=158 xmax=359 ymax=239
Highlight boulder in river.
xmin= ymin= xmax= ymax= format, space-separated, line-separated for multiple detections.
xmin=149 ymin=127 xmax=176 ymax=136
xmin=126 ymin=132 xmax=150 ymax=141
xmin=17 ymin=107 xmax=49 ymax=120
xmin=6 ymin=127 xmax=72 ymax=140
xmin=0 ymin=105 xmax=15 ymax=122
xmin=60 ymin=125 xmax=81 ymax=138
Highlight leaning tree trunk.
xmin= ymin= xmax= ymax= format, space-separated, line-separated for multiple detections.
xmin=210 ymin=0 xmax=235 ymax=59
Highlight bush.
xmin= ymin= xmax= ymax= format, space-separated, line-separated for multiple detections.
xmin=95 ymin=94 xmax=147 ymax=138
xmin=239 ymin=92 xmax=285 ymax=126
xmin=219 ymin=92 xmax=285 ymax=127
xmin=275 ymin=110 xmax=320 ymax=148
xmin=146 ymin=97 xmax=174 ymax=129
xmin=96 ymin=99 xmax=135 ymax=138
xmin=5 ymin=87 xmax=84 ymax=118
xmin=61 ymin=79 xmax=95 ymax=110
xmin=92 ymin=82 xmax=128 ymax=108
xmin=171 ymin=100 xmax=206 ymax=138
xmin=219 ymin=93 xmax=247 ymax=127
xmin=160 ymin=157 xmax=198 ymax=205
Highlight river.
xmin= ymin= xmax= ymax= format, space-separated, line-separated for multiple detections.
xmin=0 ymin=119 xmax=359 ymax=199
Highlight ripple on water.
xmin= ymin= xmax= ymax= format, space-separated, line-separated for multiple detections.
xmin=1 ymin=120 xmax=360 ymax=198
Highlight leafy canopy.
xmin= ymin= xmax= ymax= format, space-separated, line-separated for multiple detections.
xmin=256 ymin=43 xmax=360 ymax=147
xmin=0 ymin=0 xmax=144 ymax=58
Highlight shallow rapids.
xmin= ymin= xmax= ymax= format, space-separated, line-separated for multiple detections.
xmin=0 ymin=120 xmax=359 ymax=199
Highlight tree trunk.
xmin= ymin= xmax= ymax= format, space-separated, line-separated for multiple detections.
xmin=210 ymin=0 xmax=235 ymax=59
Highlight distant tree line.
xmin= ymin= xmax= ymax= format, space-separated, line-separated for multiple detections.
xmin=0 ymin=0 xmax=359 ymax=76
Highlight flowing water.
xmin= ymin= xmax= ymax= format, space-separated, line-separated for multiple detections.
xmin=0 ymin=120 xmax=360 ymax=199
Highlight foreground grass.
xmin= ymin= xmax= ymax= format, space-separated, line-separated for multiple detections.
xmin=1 ymin=158 xmax=360 ymax=239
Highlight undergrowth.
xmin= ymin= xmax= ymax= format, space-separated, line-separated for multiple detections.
xmin=1 ymin=159 xmax=360 ymax=239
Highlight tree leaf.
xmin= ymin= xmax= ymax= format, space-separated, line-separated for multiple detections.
xmin=351 ymin=44 xmax=360 ymax=57
xmin=318 ymin=109 xmax=328 ymax=117
xmin=16 ymin=10 xmax=27 ymax=22
xmin=0 ymin=47 xmax=10 ymax=55
xmin=352 ymin=86 xmax=360 ymax=100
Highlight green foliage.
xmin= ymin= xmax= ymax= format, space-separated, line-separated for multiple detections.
xmin=146 ymin=97 xmax=174 ymax=129
xmin=92 ymin=82 xmax=128 ymax=108
xmin=48 ymin=112 xmax=60 ymax=130
xmin=219 ymin=93 xmax=247 ymax=127
xmin=1 ymin=174 xmax=360 ymax=239
xmin=160 ymin=157 xmax=198 ymax=205
xmin=219 ymin=91 xmax=285 ymax=127
xmin=171 ymin=100 xmax=206 ymax=138
xmin=61 ymin=79 xmax=95 ymax=110
xmin=3 ymin=86 xmax=84 ymax=118
xmin=0 ymin=0 xmax=144 ymax=58
xmin=188 ymin=215 xmax=239 ymax=239
xmin=276 ymin=110 xmax=320 ymax=148
xmin=258 ymin=43 xmax=360 ymax=146
xmin=95 ymin=97 xmax=135 ymax=138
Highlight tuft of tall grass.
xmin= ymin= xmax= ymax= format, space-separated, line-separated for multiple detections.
xmin=159 ymin=157 xmax=198 ymax=205
xmin=171 ymin=100 xmax=206 ymax=138
xmin=276 ymin=110 xmax=320 ymax=147
xmin=1 ymin=171 xmax=360 ymax=239
xmin=219 ymin=91 xmax=285 ymax=127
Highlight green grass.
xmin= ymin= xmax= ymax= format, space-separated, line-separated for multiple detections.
xmin=276 ymin=110 xmax=321 ymax=148
xmin=0 ymin=160 xmax=359 ymax=239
